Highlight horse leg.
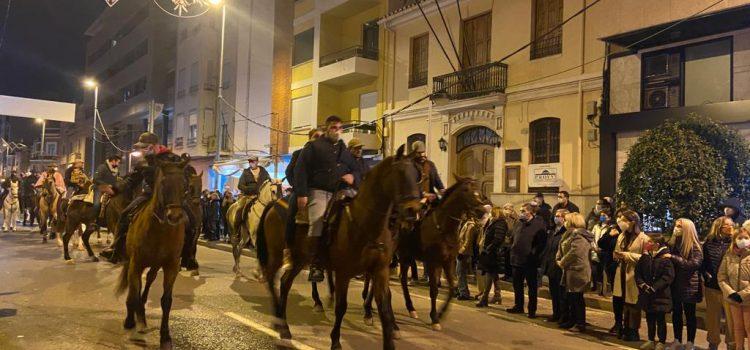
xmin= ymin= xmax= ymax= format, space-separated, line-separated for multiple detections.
xmin=363 ymin=276 xmax=375 ymax=326
xmin=62 ymin=222 xmax=75 ymax=263
xmin=311 ymin=281 xmax=324 ymax=313
xmin=437 ymin=259 xmax=455 ymax=323
xmin=124 ymin=262 xmax=143 ymax=330
xmin=373 ymin=269 xmax=396 ymax=350
xmin=326 ymin=269 xmax=335 ymax=307
xmin=160 ymin=264 xmax=178 ymax=349
xmin=428 ymin=264 xmax=443 ymax=331
xmin=81 ymin=226 xmax=98 ymax=262
xmin=231 ymin=229 xmax=242 ymax=276
xmin=276 ymin=264 xmax=303 ymax=340
xmin=330 ymin=276 xmax=350 ymax=350
xmin=129 ymin=263 xmax=147 ymax=331
xmin=361 ymin=273 xmax=370 ymax=300
xmin=401 ymin=259 xmax=418 ymax=319
xmin=141 ymin=267 xmax=159 ymax=305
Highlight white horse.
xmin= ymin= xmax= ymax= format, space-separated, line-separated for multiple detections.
xmin=2 ymin=180 xmax=20 ymax=231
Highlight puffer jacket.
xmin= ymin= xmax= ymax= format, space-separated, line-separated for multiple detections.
xmin=718 ymin=248 xmax=750 ymax=305
xmin=635 ymin=246 xmax=675 ymax=313
xmin=557 ymin=228 xmax=594 ymax=293
xmin=703 ymin=235 xmax=733 ymax=290
xmin=669 ymin=237 xmax=704 ymax=303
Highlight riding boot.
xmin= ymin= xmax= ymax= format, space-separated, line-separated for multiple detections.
xmin=308 ymin=236 xmax=325 ymax=283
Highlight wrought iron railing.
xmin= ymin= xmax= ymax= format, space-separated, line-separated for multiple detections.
xmin=342 ymin=121 xmax=377 ymax=134
xmin=320 ymin=45 xmax=378 ymax=67
xmin=432 ymin=61 xmax=508 ymax=100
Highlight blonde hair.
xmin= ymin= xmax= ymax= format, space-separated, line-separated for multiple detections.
xmin=730 ymin=227 xmax=750 ymax=253
xmin=564 ymin=212 xmax=586 ymax=230
xmin=706 ymin=217 xmax=728 ymax=241
xmin=671 ymin=218 xmax=702 ymax=258
xmin=491 ymin=206 xmax=505 ymax=220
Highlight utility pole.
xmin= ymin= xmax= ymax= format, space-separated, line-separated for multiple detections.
xmin=214 ymin=2 xmax=227 ymax=190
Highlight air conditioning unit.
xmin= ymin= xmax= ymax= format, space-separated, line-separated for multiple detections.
xmin=644 ymin=85 xmax=679 ymax=110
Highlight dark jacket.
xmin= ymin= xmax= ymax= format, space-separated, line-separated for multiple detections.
xmin=238 ymin=166 xmax=271 ymax=196
xmin=478 ymin=217 xmax=509 ymax=274
xmin=293 ymin=137 xmax=358 ymax=197
xmin=286 ymin=149 xmax=302 ymax=189
xmin=510 ymin=215 xmax=547 ymax=268
xmin=21 ymin=175 xmax=38 ymax=198
xmin=553 ymin=201 xmax=580 ymax=214
xmin=635 ymin=246 xmax=675 ymax=313
xmin=597 ymin=225 xmax=619 ymax=273
xmin=537 ymin=201 xmax=553 ymax=228
xmin=542 ymin=226 xmax=566 ymax=280
xmin=93 ymin=163 xmax=118 ymax=187
xmin=414 ymin=159 xmax=444 ymax=195
xmin=63 ymin=166 xmax=75 ymax=187
xmin=702 ymin=235 xmax=732 ymax=290
xmin=352 ymin=157 xmax=370 ymax=189
xmin=669 ymin=237 xmax=704 ymax=303
xmin=121 ymin=151 xmax=181 ymax=195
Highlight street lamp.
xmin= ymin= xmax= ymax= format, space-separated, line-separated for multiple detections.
xmin=438 ymin=137 xmax=448 ymax=152
xmin=83 ymin=78 xmax=99 ymax=177
xmin=35 ymin=119 xmax=46 ymax=158
xmin=212 ymin=0 xmax=226 ymax=190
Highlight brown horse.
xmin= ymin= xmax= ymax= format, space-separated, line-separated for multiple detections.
xmin=61 ymin=180 xmax=99 ymax=263
xmin=181 ymin=172 xmax=203 ymax=275
xmin=115 ymin=155 xmax=190 ymax=350
xmin=363 ymin=177 xmax=485 ymax=331
xmin=255 ymin=145 xmax=421 ymax=350
xmin=37 ymin=175 xmax=62 ymax=243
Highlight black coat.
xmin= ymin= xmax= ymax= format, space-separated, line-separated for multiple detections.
xmin=286 ymin=149 xmax=302 ymax=189
xmin=510 ymin=215 xmax=547 ymax=268
xmin=21 ymin=175 xmax=37 ymax=198
xmin=121 ymin=152 xmax=181 ymax=195
xmin=553 ymin=201 xmax=580 ymax=214
xmin=238 ymin=166 xmax=271 ymax=196
xmin=537 ymin=202 xmax=553 ymax=229
xmin=293 ymin=137 xmax=358 ymax=197
xmin=635 ymin=247 xmax=675 ymax=313
xmin=542 ymin=226 xmax=566 ymax=280
xmin=597 ymin=226 xmax=619 ymax=272
xmin=669 ymin=238 xmax=704 ymax=303
xmin=413 ymin=159 xmax=445 ymax=195
xmin=478 ymin=218 xmax=509 ymax=274
xmin=93 ymin=163 xmax=118 ymax=187
xmin=702 ymin=235 xmax=732 ymax=290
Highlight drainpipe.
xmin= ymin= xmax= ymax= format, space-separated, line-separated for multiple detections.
xmin=383 ymin=20 xmax=397 ymax=156
xmin=577 ymin=0 xmax=586 ymax=193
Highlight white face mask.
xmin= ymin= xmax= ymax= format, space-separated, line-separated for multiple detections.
xmin=737 ymin=238 xmax=750 ymax=250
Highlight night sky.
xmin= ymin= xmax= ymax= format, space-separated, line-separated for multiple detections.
xmin=0 ymin=0 xmax=105 ymax=144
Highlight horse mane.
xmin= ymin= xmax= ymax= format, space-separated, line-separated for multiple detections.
xmin=441 ymin=177 xmax=471 ymax=203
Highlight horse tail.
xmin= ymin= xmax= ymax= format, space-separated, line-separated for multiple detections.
xmin=115 ymin=260 xmax=129 ymax=296
xmin=256 ymin=201 xmax=275 ymax=267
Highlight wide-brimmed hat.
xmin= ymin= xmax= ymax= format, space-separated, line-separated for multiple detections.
xmin=134 ymin=132 xmax=159 ymax=148
xmin=348 ymin=138 xmax=363 ymax=149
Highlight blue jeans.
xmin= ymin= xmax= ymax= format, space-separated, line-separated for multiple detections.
xmin=456 ymin=255 xmax=471 ymax=297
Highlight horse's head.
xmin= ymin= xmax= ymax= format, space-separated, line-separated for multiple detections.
xmin=374 ymin=145 xmax=421 ymax=221
xmin=154 ymin=155 xmax=190 ymax=226
xmin=442 ymin=175 xmax=485 ymax=219
xmin=187 ymin=171 xmax=203 ymax=205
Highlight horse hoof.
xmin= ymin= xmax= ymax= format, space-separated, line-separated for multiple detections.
xmin=89 ymin=256 xmax=99 ymax=263
xmin=190 ymin=269 xmax=199 ymax=277
xmin=364 ymin=317 xmax=374 ymax=326
xmin=409 ymin=311 xmax=419 ymax=319
xmin=313 ymin=304 xmax=324 ymax=313
xmin=65 ymin=259 xmax=75 ymax=265
xmin=331 ymin=344 xmax=342 ymax=350
xmin=393 ymin=330 xmax=402 ymax=340
xmin=431 ymin=323 xmax=442 ymax=331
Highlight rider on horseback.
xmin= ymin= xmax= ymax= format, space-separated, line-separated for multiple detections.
xmin=293 ymin=115 xmax=359 ymax=282
xmin=64 ymin=158 xmax=89 ymax=199
xmin=233 ymin=155 xmax=271 ymax=231
xmin=1 ymin=171 xmax=21 ymax=231
xmin=34 ymin=163 xmax=66 ymax=216
xmin=409 ymin=141 xmax=445 ymax=204
xmin=92 ymin=154 xmax=121 ymax=223
xmin=100 ymin=132 xmax=195 ymax=263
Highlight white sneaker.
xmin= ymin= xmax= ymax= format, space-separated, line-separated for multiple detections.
xmin=640 ymin=340 xmax=655 ymax=350
xmin=683 ymin=342 xmax=694 ymax=350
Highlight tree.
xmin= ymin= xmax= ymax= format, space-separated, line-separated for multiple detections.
xmin=617 ymin=120 xmax=728 ymax=233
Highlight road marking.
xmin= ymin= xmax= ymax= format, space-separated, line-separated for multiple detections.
xmin=224 ymin=311 xmax=318 ymax=350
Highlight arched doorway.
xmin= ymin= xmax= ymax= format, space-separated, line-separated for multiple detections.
xmin=455 ymin=126 xmax=500 ymax=198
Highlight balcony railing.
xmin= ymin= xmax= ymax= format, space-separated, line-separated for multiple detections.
xmin=342 ymin=121 xmax=377 ymax=134
xmin=320 ymin=45 xmax=378 ymax=68
xmin=432 ymin=61 xmax=508 ymax=100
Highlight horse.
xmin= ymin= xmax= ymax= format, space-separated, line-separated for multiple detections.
xmin=61 ymin=180 xmax=100 ymax=263
xmin=181 ymin=172 xmax=203 ymax=275
xmin=362 ymin=176 xmax=486 ymax=332
xmin=37 ymin=175 xmax=62 ymax=243
xmin=225 ymin=180 xmax=281 ymax=277
xmin=2 ymin=180 xmax=20 ymax=231
xmin=115 ymin=155 xmax=190 ymax=350
xmin=255 ymin=145 xmax=422 ymax=350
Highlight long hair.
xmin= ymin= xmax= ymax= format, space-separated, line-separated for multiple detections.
xmin=706 ymin=217 xmax=726 ymax=242
xmin=619 ymin=209 xmax=641 ymax=249
xmin=670 ymin=218 xmax=702 ymax=258
xmin=729 ymin=226 xmax=749 ymax=254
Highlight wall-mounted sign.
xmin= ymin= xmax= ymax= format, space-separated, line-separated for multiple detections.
xmin=455 ymin=126 xmax=500 ymax=153
xmin=528 ymin=163 xmax=562 ymax=188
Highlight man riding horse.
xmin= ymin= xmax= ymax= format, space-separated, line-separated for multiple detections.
xmin=232 ymin=155 xmax=271 ymax=235
xmin=34 ymin=163 xmax=66 ymax=215
xmin=293 ymin=115 xmax=360 ymax=282
xmin=93 ymin=154 xmax=122 ymax=224
xmin=409 ymin=140 xmax=445 ymax=204
xmin=64 ymin=158 xmax=89 ymax=199
xmin=1 ymin=171 xmax=21 ymax=231
xmin=100 ymin=132 xmax=195 ymax=263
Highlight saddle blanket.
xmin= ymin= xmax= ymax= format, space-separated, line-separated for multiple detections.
xmin=70 ymin=191 xmax=94 ymax=204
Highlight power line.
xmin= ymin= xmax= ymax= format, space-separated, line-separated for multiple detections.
xmin=434 ymin=0 xmax=463 ymax=69
xmin=219 ymin=97 xmax=307 ymax=135
xmin=94 ymin=110 xmax=129 ymax=153
xmin=416 ymin=0 xmax=457 ymax=72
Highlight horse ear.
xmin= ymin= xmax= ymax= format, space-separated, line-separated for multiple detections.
xmin=396 ymin=144 xmax=406 ymax=160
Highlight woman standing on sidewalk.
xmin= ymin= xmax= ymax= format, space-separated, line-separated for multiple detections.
xmin=718 ymin=221 xmax=750 ymax=350
xmin=501 ymin=203 xmax=519 ymax=281
xmin=666 ymin=218 xmax=703 ymax=350
xmin=614 ymin=210 xmax=650 ymax=342
xmin=703 ymin=216 xmax=735 ymax=350
xmin=556 ymin=212 xmax=593 ymax=332
xmin=477 ymin=206 xmax=509 ymax=307
xmin=598 ymin=210 xmax=623 ymax=336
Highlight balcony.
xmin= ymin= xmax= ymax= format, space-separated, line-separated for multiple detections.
xmin=318 ymin=46 xmax=378 ymax=87
xmin=432 ymin=61 xmax=508 ymax=101
xmin=341 ymin=121 xmax=379 ymax=150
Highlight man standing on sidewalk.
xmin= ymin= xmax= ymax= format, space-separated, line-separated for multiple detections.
xmin=507 ymin=202 xmax=548 ymax=318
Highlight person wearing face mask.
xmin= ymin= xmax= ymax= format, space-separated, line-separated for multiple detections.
xmin=541 ymin=208 xmax=569 ymax=323
xmin=592 ymin=209 xmax=613 ymax=295
xmin=234 ymin=155 xmax=272 ymax=229
xmin=587 ymin=198 xmax=611 ymax=231
xmin=703 ymin=216 xmax=736 ymax=350
xmin=507 ymin=202 xmax=548 ymax=318
xmin=721 ymin=198 xmax=746 ymax=226
xmin=613 ymin=210 xmax=650 ymax=342
xmin=718 ymin=221 xmax=750 ymax=350
xmin=556 ymin=212 xmax=594 ymax=332
xmin=635 ymin=233 xmax=675 ymax=350
xmin=501 ymin=203 xmax=520 ymax=281
xmin=293 ymin=115 xmax=359 ymax=282
xmin=552 ymin=190 xmax=580 ymax=215
xmin=476 ymin=205 xmax=506 ymax=306
xmin=665 ymin=218 xmax=704 ymax=350
xmin=93 ymin=154 xmax=122 ymax=224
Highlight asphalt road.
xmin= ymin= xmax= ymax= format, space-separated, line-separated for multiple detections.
xmin=0 ymin=227 xmax=711 ymax=349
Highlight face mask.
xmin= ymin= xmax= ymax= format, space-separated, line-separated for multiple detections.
xmin=725 ymin=207 xmax=735 ymax=217
xmin=599 ymin=215 xmax=607 ymax=223
xmin=673 ymin=227 xmax=683 ymax=237
xmin=554 ymin=217 xmax=563 ymax=226
xmin=557 ymin=197 xmax=565 ymax=204
xmin=737 ymin=238 xmax=750 ymax=250
xmin=617 ymin=220 xmax=630 ymax=233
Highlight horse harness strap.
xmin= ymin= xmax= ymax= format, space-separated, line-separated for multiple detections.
xmin=430 ymin=207 xmax=462 ymax=235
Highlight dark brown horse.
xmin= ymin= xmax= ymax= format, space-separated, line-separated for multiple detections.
xmin=61 ymin=180 xmax=99 ymax=263
xmin=256 ymin=146 xmax=421 ymax=350
xmin=363 ymin=177 xmax=485 ymax=331
xmin=115 ymin=155 xmax=190 ymax=350
xmin=180 ymin=172 xmax=203 ymax=276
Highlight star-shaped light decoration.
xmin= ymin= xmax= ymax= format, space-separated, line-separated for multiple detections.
xmin=172 ymin=0 xmax=208 ymax=16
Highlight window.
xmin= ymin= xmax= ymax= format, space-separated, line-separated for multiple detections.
xmin=461 ymin=12 xmax=491 ymax=66
xmin=409 ymin=34 xmax=428 ymax=88
xmin=359 ymin=92 xmax=377 ymax=122
xmin=46 ymin=142 xmax=58 ymax=156
xmin=293 ymin=28 xmax=314 ymax=65
xmin=187 ymin=111 xmax=198 ymax=145
xmin=362 ymin=21 xmax=379 ymax=55
xmin=531 ymin=0 xmax=563 ymax=59
xmin=205 ymin=60 xmax=217 ymax=90
xmin=190 ymin=61 xmax=200 ymax=93
xmin=291 ymin=96 xmax=312 ymax=129
xmin=529 ymin=117 xmax=560 ymax=164
xmin=177 ymin=68 xmax=187 ymax=98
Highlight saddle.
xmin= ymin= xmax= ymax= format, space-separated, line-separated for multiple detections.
xmin=238 ymin=195 xmax=258 ymax=224
xmin=70 ymin=185 xmax=94 ymax=204
xmin=321 ymin=189 xmax=356 ymax=246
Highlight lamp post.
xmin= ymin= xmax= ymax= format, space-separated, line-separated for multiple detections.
xmin=211 ymin=0 xmax=226 ymax=190
xmin=84 ymin=78 xmax=99 ymax=177
xmin=35 ymin=119 xmax=46 ymax=158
